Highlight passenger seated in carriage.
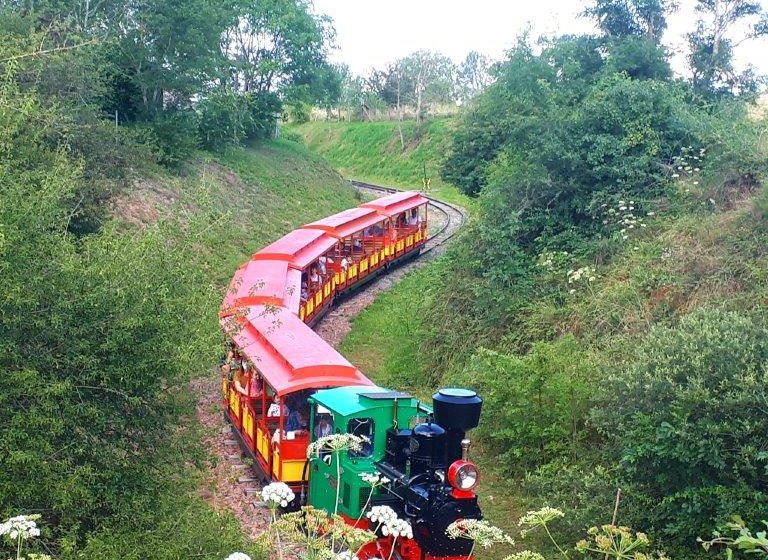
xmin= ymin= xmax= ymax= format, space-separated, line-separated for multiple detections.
xmin=267 ymin=395 xmax=288 ymax=418
xmin=234 ymin=361 xmax=263 ymax=398
xmin=309 ymin=267 xmax=321 ymax=289
xmin=300 ymin=282 xmax=309 ymax=303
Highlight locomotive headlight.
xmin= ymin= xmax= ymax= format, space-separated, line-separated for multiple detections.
xmin=447 ymin=460 xmax=479 ymax=491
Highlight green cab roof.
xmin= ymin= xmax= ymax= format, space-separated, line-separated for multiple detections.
xmin=311 ymin=385 xmax=421 ymax=417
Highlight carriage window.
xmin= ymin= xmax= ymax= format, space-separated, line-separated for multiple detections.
xmin=347 ymin=418 xmax=374 ymax=458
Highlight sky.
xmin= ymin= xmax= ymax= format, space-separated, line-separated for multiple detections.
xmin=312 ymin=0 xmax=768 ymax=79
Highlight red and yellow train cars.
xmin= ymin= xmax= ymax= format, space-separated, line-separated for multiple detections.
xmin=219 ymin=190 xmax=429 ymax=489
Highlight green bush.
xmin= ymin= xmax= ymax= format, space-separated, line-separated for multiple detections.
xmin=197 ymin=88 xmax=251 ymax=148
xmin=138 ymin=110 xmax=200 ymax=166
xmin=450 ymin=337 xmax=596 ymax=474
xmin=0 ymin=74 xmax=236 ymax=555
xmin=591 ymin=308 xmax=768 ymax=554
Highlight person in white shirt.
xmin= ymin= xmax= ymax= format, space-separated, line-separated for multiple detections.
xmin=340 ymin=256 xmax=350 ymax=271
xmin=309 ymin=267 xmax=321 ymax=288
xmin=267 ymin=396 xmax=287 ymax=417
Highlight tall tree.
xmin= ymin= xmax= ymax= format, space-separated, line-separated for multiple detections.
xmin=398 ymin=50 xmax=455 ymax=124
xmin=583 ymin=0 xmax=678 ymax=41
xmin=223 ymin=0 xmax=334 ymax=101
xmin=456 ymin=50 xmax=493 ymax=104
xmin=111 ymin=0 xmax=231 ymax=118
xmin=687 ymin=0 xmax=768 ymax=94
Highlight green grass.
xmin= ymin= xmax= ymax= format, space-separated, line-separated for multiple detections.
xmin=103 ymin=139 xmax=362 ymax=558
xmin=289 ymin=119 xmax=473 ymax=209
xmin=124 ymin=139 xmax=362 ymax=286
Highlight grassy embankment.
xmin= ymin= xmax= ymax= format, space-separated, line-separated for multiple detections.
xmin=290 ymin=118 xmax=470 ymax=208
xmin=121 ymin=139 xmax=361 ymax=285
xmin=306 ymin=117 xmax=768 ymax=559
xmin=95 ymin=140 xmax=361 ymax=558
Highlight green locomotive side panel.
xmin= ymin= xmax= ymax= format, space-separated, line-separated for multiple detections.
xmin=307 ymin=386 xmax=428 ymax=519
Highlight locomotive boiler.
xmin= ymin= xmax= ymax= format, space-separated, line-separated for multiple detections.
xmin=307 ymin=386 xmax=484 ymax=560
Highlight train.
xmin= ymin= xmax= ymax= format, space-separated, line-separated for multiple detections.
xmin=219 ymin=189 xmax=483 ymax=560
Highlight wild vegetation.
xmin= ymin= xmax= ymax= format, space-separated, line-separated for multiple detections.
xmin=4 ymin=0 xmax=768 ymax=558
xmin=0 ymin=1 xmax=361 ymax=557
xmin=335 ymin=1 xmax=768 ymax=559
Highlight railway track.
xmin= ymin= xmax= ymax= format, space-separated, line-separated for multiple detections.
xmin=195 ymin=180 xmax=469 ymax=531
xmin=350 ymin=180 xmax=467 ymax=256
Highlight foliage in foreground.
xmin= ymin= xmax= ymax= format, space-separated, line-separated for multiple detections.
xmin=0 ymin=69 xmax=261 ymax=558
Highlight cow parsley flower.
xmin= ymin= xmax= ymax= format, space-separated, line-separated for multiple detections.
xmin=0 ymin=514 xmax=41 ymax=541
xmin=367 ymin=505 xmax=398 ymax=525
xmin=446 ymin=519 xmax=514 ymax=548
xmin=307 ymin=433 xmax=368 ymax=458
xmin=367 ymin=506 xmax=412 ymax=540
xmin=262 ymin=482 xmax=295 ymax=509
xmin=360 ymin=472 xmax=390 ymax=487
xmin=225 ymin=554 xmax=252 ymax=560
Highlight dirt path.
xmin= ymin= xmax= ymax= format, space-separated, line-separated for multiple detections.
xmin=191 ymin=182 xmax=466 ymax=539
xmin=191 ymin=376 xmax=271 ymax=538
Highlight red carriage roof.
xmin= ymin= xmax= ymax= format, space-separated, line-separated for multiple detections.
xmin=254 ymin=228 xmax=338 ymax=270
xmin=360 ymin=191 xmax=429 ymax=217
xmin=220 ymin=306 xmax=373 ymax=396
xmin=303 ymin=207 xmax=384 ymax=238
xmin=220 ymin=259 xmax=292 ymax=317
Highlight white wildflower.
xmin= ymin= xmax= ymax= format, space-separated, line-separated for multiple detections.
xmin=225 ymin=554 xmax=252 ymax=560
xmin=647 ymin=212 xmax=655 ymax=216
xmin=336 ymin=551 xmax=360 ymax=560
xmin=709 ymin=198 xmax=716 ymax=205
xmin=503 ymin=552 xmax=547 ymax=560
xmin=0 ymin=514 xmax=41 ymax=542
xmin=446 ymin=519 xmax=514 ymax=548
xmin=519 ymin=507 xmax=565 ymax=529
xmin=367 ymin=505 xmax=398 ymax=525
xmin=308 ymin=433 xmax=368 ymax=459
xmin=569 ymin=289 xmax=576 ymax=294
xmin=672 ymin=173 xmax=679 ymax=178
xmin=261 ymin=482 xmax=295 ymax=509
xmin=693 ymin=181 xmax=699 ymax=185
xmin=360 ymin=472 xmax=390 ymax=487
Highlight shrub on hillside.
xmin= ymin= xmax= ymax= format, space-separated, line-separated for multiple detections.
xmin=136 ymin=109 xmax=200 ymax=167
xmin=591 ymin=308 xmax=768 ymax=554
xmin=450 ymin=337 xmax=596 ymax=475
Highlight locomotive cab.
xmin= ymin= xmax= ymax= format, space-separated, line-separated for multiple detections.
xmin=307 ymin=386 xmax=424 ymax=520
xmin=308 ymin=386 xmax=484 ymax=560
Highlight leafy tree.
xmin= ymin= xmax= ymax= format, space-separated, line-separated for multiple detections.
xmin=604 ymin=36 xmax=672 ymax=80
xmin=223 ymin=0 xmax=333 ymax=98
xmin=109 ymin=0 xmax=231 ymax=119
xmin=687 ymin=0 xmax=768 ymax=95
xmin=583 ymin=0 xmax=678 ymax=41
xmin=456 ymin=50 xmax=493 ymax=104
xmin=398 ymin=50 xmax=456 ymax=123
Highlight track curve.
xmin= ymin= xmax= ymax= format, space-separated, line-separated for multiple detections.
xmin=349 ymin=180 xmax=467 ymax=257
xmin=313 ymin=180 xmax=468 ymax=347
xmin=193 ymin=179 xmax=468 ymax=538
